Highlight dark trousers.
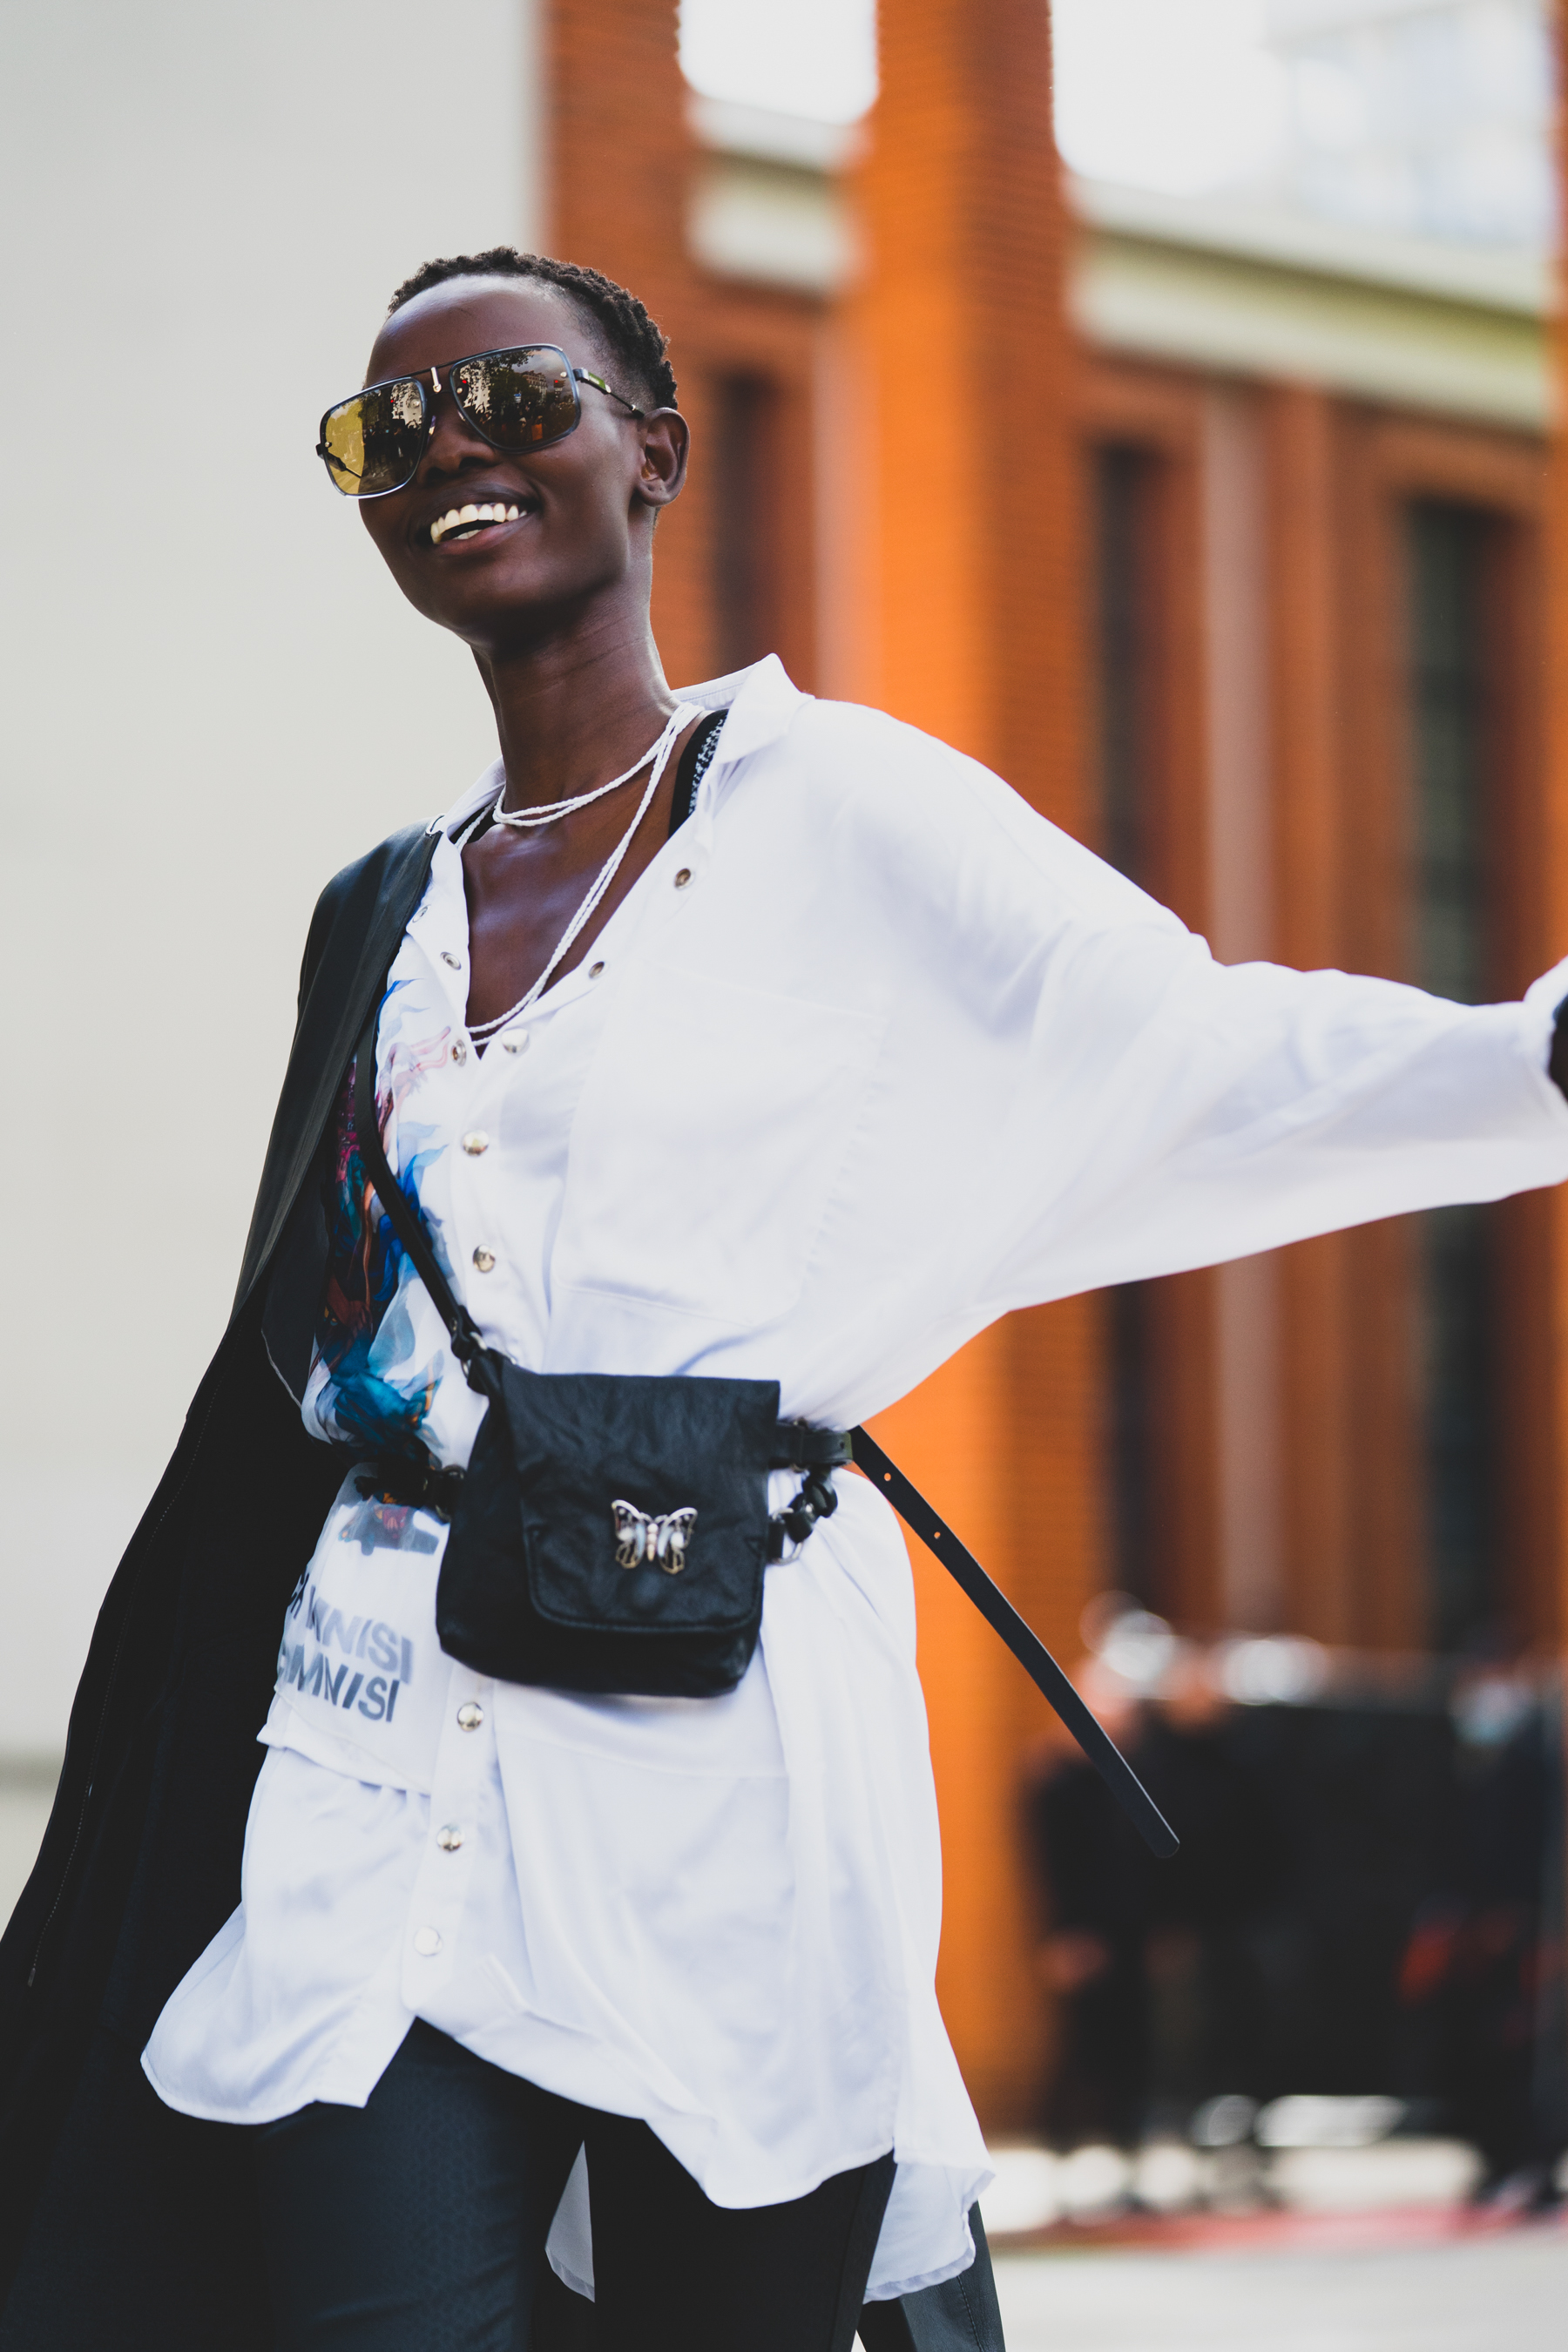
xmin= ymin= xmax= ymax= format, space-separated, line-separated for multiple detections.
xmin=858 ymin=2209 xmax=1004 ymax=2352
xmin=255 ymin=2020 xmax=895 ymax=2352
xmin=528 ymin=2207 xmax=1008 ymax=2352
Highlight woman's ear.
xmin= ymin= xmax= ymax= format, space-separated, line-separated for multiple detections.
xmin=633 ymin=409 xmax=690 ymax=510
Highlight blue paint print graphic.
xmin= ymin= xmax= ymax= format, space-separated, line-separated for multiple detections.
xmin=313 ymin=982 xmax=455 ymax=1461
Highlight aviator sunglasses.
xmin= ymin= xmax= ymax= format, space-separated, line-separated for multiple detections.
xmin=315 ymin=341 xmax=646 ymax=498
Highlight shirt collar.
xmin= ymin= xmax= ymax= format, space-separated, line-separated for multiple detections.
xmin=668 ymin=652 xmax=805 ymax=769
xmin=429 ymin=655 xmax=806 ymax=839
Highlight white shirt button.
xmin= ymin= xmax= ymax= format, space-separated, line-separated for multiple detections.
xmin=674 ymin=868 xmax=693 ymax=889
xmin=456 ymin=1701 xmax=484 ymax=1731
xmin=441 ymin=951 xmax=462 ymax=970
xmin=588 ymin=961 xmax=605 ymax=980
xmin=436 ymin=1824 xmax=464 ymax=1853
xmin=472 ymin=1247 xmax=496 ymax=1274
xmin=501 ymin=1032 xmax=529 ymax=1056
xmin=413 ymin=1926 xmax=443 ymax=1956
xmin=451 ymin=1039 xmax=469 ymax=1064
xmin=461 ymin=1131 xmax=489 ymax=1156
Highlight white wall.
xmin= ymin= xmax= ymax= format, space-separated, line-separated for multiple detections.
xmin=0 ymin=0 xmax=539 ymax=1757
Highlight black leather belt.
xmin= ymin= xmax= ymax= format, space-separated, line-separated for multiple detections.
xmin=351 ymin=1453 xmax=468 ymax=1521
xmin=348 ymin=1417 xmax=852 ymax=1542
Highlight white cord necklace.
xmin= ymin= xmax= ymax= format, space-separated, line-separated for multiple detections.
xmin=468 ymin=703 xmax=699 ymax=1040
xmin=487 ymin=713 xmax=686 ymax=830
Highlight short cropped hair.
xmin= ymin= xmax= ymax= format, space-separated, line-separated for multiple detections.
xmin=387 ymin=248 xmax=678 ymax=410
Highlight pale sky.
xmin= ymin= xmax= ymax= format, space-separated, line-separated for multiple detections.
xmin=678 ymin=0 xmax=1288 ymax=191
xmin=678 ymin=0 xmax=879 ymax=125
xmin=1051 ymin=0 xmax=1289 ymax=193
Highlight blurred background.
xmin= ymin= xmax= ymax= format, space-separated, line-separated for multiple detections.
xmin=4 ymin=1 xmax=1568 ymax=2342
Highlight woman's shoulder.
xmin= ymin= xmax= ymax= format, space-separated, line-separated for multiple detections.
xmin=751 ymin=696 xmax=999 ymax=848
xmin=772 ymin=694 xmax=1096 ymax=854
xmin=765 ymin=694 xmax=1185 ymax=939
xmin=310 ymin=818 xmax=435 ymax=926
xmin=779 ymin=695 xmax=1060 ymax=839
xmin=783 ymin=692 xmax=961 ymax=776
xmin=298 ymin=820 xmax=436 ymax=1011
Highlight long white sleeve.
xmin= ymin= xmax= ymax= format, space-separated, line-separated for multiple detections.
xmin=782 ymin=701 xmax=1568 ymax=1378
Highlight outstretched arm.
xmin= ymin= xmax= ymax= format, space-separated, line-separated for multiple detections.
xmin=1549 ymin=999 xmax=1568 ymax=1100
xmin=963 ymin=933 xmax=1568 ymax=1315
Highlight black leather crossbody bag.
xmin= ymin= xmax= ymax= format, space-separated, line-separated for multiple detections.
xmin=348 ymin=1003 xmax=1179 ymax=1854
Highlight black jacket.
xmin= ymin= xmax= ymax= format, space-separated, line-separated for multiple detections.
xmin=0 ymin=821 xmax=436 ymax=2346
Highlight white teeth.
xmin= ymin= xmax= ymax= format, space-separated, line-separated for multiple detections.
xmin=430 ymin=500 xmax=525 ymax=545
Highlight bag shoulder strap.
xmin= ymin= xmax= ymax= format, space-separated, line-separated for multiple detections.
xmin=849 ymin=1429 xmax=1177 ymax=1858
xmin=354 ymin=1005 xmax=493 ymax=1390
xmin=351 ymin=1002 xmax=1177 ymax=1857
xmin=667 ymin=706 xmax=729 ymax=835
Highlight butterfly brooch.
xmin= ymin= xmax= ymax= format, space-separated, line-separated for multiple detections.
xmin=612 ymin=1500 xmax=698 ymax=1574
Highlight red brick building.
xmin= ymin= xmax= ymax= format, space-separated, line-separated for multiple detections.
xmin=544 ymin=0 xmax=1566 ymax=2130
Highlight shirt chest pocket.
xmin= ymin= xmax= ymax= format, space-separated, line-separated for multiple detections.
xmin=554 ymin=963 xmax=885 ymax=1329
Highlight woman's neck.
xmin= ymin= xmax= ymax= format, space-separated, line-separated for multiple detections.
xmin=476 ymin=604 xmax=679 ymax=814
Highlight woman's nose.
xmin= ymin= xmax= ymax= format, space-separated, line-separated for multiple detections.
xmin=416 ymin=381 xmax=494 ymax=482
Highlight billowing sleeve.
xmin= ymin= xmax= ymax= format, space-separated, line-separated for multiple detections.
xmin=831 ymin=719 xmax=1568 ymax=1324
xmin=974 ymin=924 xmax=1568 ymax=1312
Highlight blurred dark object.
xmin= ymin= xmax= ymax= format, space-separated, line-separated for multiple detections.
xmin=1397 ymin=1668 xmax=1566 ymax=2202
xmin=1026 ymin=1652 xmax=1567 ymax=2177
xmin=1029 ymin=1730 xmax=1153 ymax=2147
xmin=1214 ymin=1691 xmax=1452 ymax=2102
xmin=1027 ymin=1661 xmax=1278 ymax=2147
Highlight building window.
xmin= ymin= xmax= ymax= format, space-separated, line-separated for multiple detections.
xmin=712 ymin=374 xmax=780 ymax=676
xmin=1407 ymin=500 xmax=1496 ymax=1651
xmin=1093 ymin=444 xmax=1159 ymax=1604
xmin=1094 ymin=445 xmax=1153 ymax=890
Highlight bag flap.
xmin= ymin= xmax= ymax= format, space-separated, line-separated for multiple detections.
xmin=499 ymin=1366 xmax=781 ymax=1636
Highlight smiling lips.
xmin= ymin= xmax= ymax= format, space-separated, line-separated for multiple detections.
xmin=429 ymin=501 xmax=528 ymax=548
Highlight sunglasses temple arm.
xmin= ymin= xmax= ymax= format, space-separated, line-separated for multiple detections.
xmin=574 ymin=368 xmax=645 ymax=419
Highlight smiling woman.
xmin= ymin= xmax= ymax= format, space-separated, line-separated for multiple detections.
xmin=323 ymin=255 xmax=709 ymax=1044
xmin=8 ymin=240 xmax=1568 ymax=2352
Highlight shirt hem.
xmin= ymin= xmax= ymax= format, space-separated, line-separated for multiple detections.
xmin=139 ymin=2045 xmax=375 ymax=2128
xmin=863 ymin=2247 xmax=977 ymax=2302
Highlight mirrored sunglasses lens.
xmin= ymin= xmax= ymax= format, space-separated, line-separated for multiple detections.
xmin=321 ymin=378 xmax=426 ymax=494
xmin=452 ymin=352 xmax=578 ymax=449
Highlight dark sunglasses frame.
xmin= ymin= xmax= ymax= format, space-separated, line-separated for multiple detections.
xmin=315 ymin=341 xmax=647 ymax=498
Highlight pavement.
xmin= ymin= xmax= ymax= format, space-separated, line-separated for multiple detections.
xmin=974 ymin=2138 xmax=1568 ymax=2351
xmin=989 ymin=2227 xmax=1568 ymax=2351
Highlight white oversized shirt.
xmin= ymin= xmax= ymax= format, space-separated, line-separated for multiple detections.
xmin=145 ymin=655 xmax=1568 ymax=2300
